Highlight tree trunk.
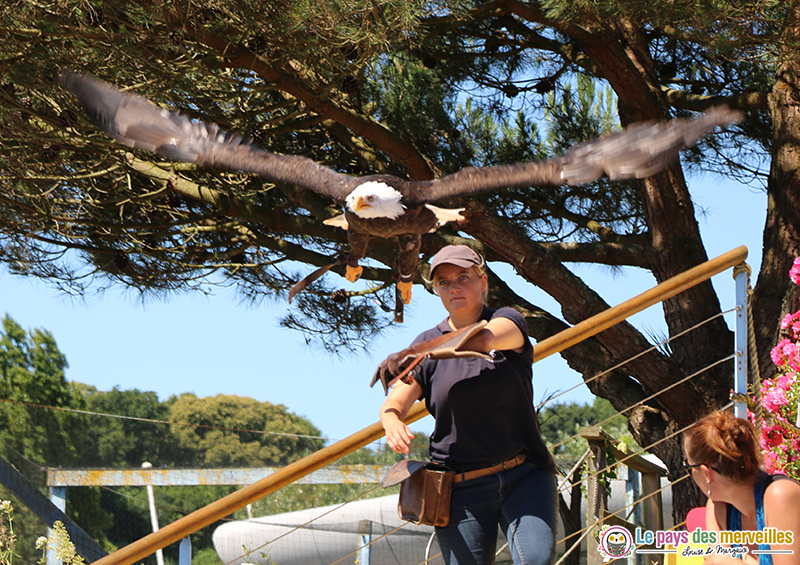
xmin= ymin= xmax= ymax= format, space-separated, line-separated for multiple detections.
xmin=755 ymin=0 xmax=800 ymax=379
xmin=529 ymin=19 xmax=734 ymax=522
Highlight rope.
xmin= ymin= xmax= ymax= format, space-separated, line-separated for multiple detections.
xmin=222 ymin=309 xmax=738 ymax=565
xmin=2 ymin=275 xmax=749 ymax=565
xmin=550 ymin=353 xmax=735 ymax=454
xmin=317 ymin=418 xmax=697 ymax=565
xmin=415 ymin=401 xmax=736 ymax=565
xmin=562 ymin=400 xmax=733 ymax=495
xmin=209 ymin=277 xmax=746 ymax=565
xmin=742 ymin=264 xmax=763 ymax=433
xmin=555 ymin=404 xmax=735 ymax=551
xmin=536 ymin=309 xmax=733 ymax=410
xmin=0 ymin=396 xmax=328 ymax=441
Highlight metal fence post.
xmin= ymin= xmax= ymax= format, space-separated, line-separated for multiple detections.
xmin=179 ymin=536 xmax=191 ymax=565
xmin=46 ymin=486 xmax=67 ymax=565
xmin=142 ymin=462 xmax=165 ymax=565
xmin=358 ymin=519 xmax=372 ymax=565
xmin=734 ymin=264 xmax=749 ymax=418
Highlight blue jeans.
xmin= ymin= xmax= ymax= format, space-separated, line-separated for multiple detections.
xmin=435 ymin=463 xmax=557 ymax=565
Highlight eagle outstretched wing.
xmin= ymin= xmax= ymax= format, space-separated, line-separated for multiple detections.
xmin=61 ymin=70 xmax=356 ymax=200
xmin=62 ymin=70 xmax=742 ymax=322
xmin=401 ymin=106 xmax=741 ymax=204
xmin=63 ymin=70 xmax=740 ymax=205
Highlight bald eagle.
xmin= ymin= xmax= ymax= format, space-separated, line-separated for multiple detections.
xmin=61 ymin=70 xmax=740 ymax=318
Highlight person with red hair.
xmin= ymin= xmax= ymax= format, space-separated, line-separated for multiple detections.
xmin=683 ymin=409 xmax=800 ymax=565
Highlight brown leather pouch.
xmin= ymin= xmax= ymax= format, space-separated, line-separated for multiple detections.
xmin=397 ymin=464 xmax=454 ymax=527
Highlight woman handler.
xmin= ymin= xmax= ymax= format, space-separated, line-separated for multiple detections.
xmin=377 ymin=245 xmax=558 ymax=565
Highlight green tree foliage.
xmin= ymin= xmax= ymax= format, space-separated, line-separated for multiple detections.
xmin=75 ymin=385 xmax=186 ymax=468
xmin=0 ymin=315 xmax=88 ymax=562
xmin=0 ymin=315 xmax=84 ymax=465
xmin=0 ymin=315 xmax=333 ymax=561
xmin=4 ymin=0 xmax=800 ymax=519
xmin=168 ymin=393 xmax=324 ymax=467
xmin=74 ymin=391 xmax=325 ymax=558
xmin=539 ymin=397 xmax=635 ymax=458
xmin=64 ymin=386 xmax=190 ymax=556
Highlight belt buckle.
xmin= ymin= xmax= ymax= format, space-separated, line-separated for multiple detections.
xmin=503 ymin=454 xmax=523 ymax=471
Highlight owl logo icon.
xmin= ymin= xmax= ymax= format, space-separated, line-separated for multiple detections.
xmin=597 ymin=525 xmax=634 ymax=562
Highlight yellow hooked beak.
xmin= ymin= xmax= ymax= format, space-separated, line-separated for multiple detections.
xmin=352 ymin=195 xmax=371 ymax=211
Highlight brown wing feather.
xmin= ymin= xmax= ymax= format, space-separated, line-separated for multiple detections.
xmin=401 ymin=106 xmax=741 ymax=204
xmin=61 ymin=70 xmax=356 ymax=201
xmin=63 ymin=71 xmax=740 ymax=208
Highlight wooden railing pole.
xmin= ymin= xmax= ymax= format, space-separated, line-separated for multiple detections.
xmin=93 ymin=246 xmax=747 ymax=565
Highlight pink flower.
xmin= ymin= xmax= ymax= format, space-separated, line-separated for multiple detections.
xmin=763 ymin=387 xmax=790 ymax=412
xmin=750 ymin=256 xmax=800 ymax=480
xmin=772 ymin=339 xmax=794 ymax=365
xmin=764 ymin=451 xmax=783 ymax=474
xmin=761 ymin=424 xmax=786 ymax=447
xmin=771 ymin=339 xmax=800 ymax=371
xmin=790 ymin=257 xmax=800 ymax=285
xmin=774 ymin=374 xmax=797 ymax=391
xmin=781 ymin=311 xmax=800 ymax=339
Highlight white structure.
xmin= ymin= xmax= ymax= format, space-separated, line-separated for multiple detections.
xmin=214 ymin=463 xmax=673 ymax=565
xmin=213 ymin=494 xmax=511 ymax=565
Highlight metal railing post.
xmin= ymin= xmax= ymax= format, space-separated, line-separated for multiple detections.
xmin=733 ymin=264 xmax=749 ymax=418
xmin=179 ymin=536 xmax=191 ymax=565
xmin=358 ymin=520 xmax=372 ymax=565
xmin=47 ymin=486 xmax=66 ymax=565
xmin=142 ymin=462 xmax=165 ymax=565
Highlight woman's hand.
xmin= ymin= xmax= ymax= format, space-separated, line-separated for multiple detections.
xmin=384 ymin=417 xmax=415 ymax=455
xmin=379 ymin=379 xmax=422 ymax=455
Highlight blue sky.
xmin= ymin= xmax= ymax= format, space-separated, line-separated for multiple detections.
xmin=0 ymin=173 xmax=767 ymax=443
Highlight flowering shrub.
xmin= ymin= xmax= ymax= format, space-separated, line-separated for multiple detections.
xmin=0 ymin=500 xmax=17 ymax=565
xmin=0 ymin=499 xmax=85 ymax=565
xmin=750 ymin=257 xmax=800 ymax=480
xmin=37 ymin=522 xmax=85 ymax=565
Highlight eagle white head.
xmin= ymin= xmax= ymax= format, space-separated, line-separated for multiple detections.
xmin=345 ymin=181 xmax=406 ymax=220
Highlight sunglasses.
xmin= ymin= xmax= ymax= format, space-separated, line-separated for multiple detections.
xmin=682 ymin=461 xmax=704 ymax=473
xmin=683 ymin=461 xmax=721 ymax=474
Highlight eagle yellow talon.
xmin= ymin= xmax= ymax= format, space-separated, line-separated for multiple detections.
xmin=397 ymin=281 xmax=413 ymax=304
xmin=345 ymin=265 xmax=363 ymax=282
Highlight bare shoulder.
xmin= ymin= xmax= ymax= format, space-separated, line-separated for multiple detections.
xmin=763 ymin=476 xmax=800 ymax=565
xmin=765 ymin=475 xmax=800 ymax=504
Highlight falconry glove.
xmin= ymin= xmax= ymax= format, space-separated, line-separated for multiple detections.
xmin=370 ymin=320 xmax=492 ymax=394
